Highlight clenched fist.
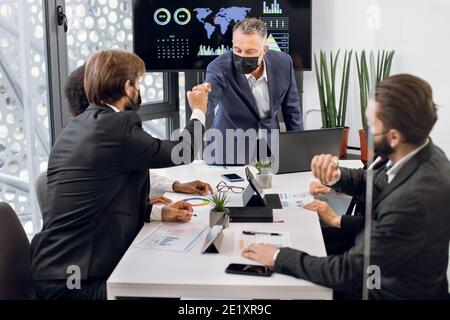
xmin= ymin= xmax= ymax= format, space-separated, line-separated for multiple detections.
xmin=187 ymin=82 xmax=211 ymax=114
xmin=311 ymin=154 xmax=341 ymax=186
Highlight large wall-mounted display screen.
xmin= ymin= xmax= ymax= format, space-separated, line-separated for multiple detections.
xmin=133 ymin=0 xmax=312 ymax=71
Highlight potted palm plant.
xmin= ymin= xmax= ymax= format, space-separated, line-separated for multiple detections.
xmin=314 ymin=49 xmax=353 ymax=158
xmin=356 ymin=50 xmax=395 ymax=162
xmin=255 ymin=159 xmax=273 ymax=189
xmin=207 ymin=192 xmax=229 ymax=228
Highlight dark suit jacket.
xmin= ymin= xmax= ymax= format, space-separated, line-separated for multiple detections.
xmin=31 ymin=104 xmax=203 ymax=281
xmin=204 ymin=51 xmax=303 ymax=165
xmin=333 ymin=159 xmax=390 ymax=236
xmin=275 ymin=142 xmax=450 ymax=299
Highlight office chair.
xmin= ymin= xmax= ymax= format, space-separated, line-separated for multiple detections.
xmin=0 ymin=202 xmax=34 ymax=299
xmin=35 ymin=171 xmax=47 ymax=215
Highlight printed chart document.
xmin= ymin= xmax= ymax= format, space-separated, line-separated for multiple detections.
xmin=235 ymin=230 xmax=292 ymax=254
xmin=161 ymin=192 xmax=213 ymax=217
xmin=136 ymin=223 xmax=208 ymax=252
xmin=279 ymin=192 xmax=314 ymax=208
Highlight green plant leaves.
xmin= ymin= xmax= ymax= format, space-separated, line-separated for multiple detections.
xmin=355 ymin=50 xmax=395 ymax=131
xmin=314 ymin=49 xmax=352 ymax=128
xmin=207 ymin=192 xmax=228 ymax=212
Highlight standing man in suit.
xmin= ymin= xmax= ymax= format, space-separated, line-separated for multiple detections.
xmin=243 ymin=74 xmax=450 ymax=299
xmin=195 ymin=18 xmax=303 ymax=165
xmin=31 ymin=50 xmax=209 ymax=300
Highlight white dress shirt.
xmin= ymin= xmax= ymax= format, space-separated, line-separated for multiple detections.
xmin=385 ymin=138 xmax=429 ymax=184
xmin=330 ymin=138 xmax=430 ymax=186
xmin=105 ymin=103 xmax=206 ymax=221
xmin=245 ymin=59 xmax=270 ymax=120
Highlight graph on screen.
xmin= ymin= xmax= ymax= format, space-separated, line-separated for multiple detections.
xmin=263 ymin=0 xmax=283 ymax=15
xmin=134 ymin=0 xmax=312 ymax=70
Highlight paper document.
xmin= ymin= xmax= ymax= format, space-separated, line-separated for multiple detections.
xmin=279 ymin=192 xmax=314 ymax=208
xmin=136 ymin=223 xmax=208 ymax=252
xmin=235 ymin=230 xmax=292 ymax=254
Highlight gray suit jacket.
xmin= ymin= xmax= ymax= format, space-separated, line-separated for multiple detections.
xmin=275 ymin=142 xmax=450 ymax=299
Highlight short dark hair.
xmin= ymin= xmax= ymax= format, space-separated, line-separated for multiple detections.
xmin=84 ymin=50 xmax=145 ymax=105
xmin=233 ymin=18 xmax=267 ymax=39
xmin=375 ymin=74 xmax=438 ymax=146
xmin=64 ymin=64 xmax=89 ymax=117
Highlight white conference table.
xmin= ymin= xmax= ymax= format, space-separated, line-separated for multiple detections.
xmin=106 ymin=160 xmax=363 ymax=300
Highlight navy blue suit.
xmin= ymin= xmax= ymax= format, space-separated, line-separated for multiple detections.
xmin=204 ymin=51 xmax=303 ymax=165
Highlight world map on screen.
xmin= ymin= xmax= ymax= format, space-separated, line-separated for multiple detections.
xmin=193 ymin=7 xmax=252 ymax=39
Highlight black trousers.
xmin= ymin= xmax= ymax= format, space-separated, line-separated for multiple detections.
xmin=321 ymin=225 xmax=357 ymax=256
xmin=321 ymin=226 xmax=360 ymax=300
xmin=33 ymin=278 xmax=106 ymax=300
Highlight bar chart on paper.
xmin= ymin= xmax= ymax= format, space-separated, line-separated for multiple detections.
xmin=136 ymin=223 xmax=208 ymax=252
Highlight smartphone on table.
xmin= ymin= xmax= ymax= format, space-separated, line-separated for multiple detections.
xmin=225 ymin=263 xmax=274 ymax=277
xmin=221 ymin=173 xmax=245 ymax=183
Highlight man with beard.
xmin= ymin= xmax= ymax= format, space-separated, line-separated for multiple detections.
xmin=305 ymin=156 xmax=387 ymax=257
xmin=31 ymin=50 xmax=209 ymax=299
xmin=242 ymin=74 xmax=450 ymax=299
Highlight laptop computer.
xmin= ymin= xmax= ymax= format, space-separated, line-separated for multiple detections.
xmin=244 ymin=167 xmax=282 ymax=209
xmin=226 ymin=168 xmax=281 ymax=223
xmin=274 ymin=128 xmax=344 ymax=174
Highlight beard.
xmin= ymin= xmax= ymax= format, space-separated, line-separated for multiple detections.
xmin=125 ymin=91 xmax=142 ymax=112
xmin=374 ymin=134 xmax=394 ymax=159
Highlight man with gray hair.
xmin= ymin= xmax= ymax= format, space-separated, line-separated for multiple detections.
xmin=195 ymin=18 xmax=303 ymax=165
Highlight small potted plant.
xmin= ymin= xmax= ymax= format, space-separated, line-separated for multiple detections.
xmin=255 ymin=159 xmax=273 ymax=189
xmin=207 ymin=192 xmax=229 ymax=228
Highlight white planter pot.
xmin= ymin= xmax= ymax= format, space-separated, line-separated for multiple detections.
xmin=257 ymin=173 xmax=272 ymax=189
xmin=209 ymin=208 xmax=230 ymax=228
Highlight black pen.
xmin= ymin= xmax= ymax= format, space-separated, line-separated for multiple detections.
xmin=242 ymin=231 xmax=281 ymax=236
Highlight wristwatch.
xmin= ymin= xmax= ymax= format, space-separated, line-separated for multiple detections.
xmin=272 ymin=248 xmax=281 ymax=265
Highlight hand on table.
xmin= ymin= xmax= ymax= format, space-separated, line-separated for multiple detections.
xmin=173 ymin=180 xmax=214 ymax=195
xmin=242 ymin=243 xmax=279 ymax=268
xmin=303 ymin=200 xmax=341 ymax=228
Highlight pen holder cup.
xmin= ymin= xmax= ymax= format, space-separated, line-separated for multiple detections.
xmin=209 ymin=209 xmax=230 ymax=229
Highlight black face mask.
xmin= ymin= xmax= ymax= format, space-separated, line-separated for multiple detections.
xmin=125 ymin=84 xmax=142 ymax=112
xmin=233 ymin=53 xmax=262 ymax=74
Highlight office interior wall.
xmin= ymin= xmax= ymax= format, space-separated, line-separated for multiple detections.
xmin=303 ymin=0 xmax=450 ymax=156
